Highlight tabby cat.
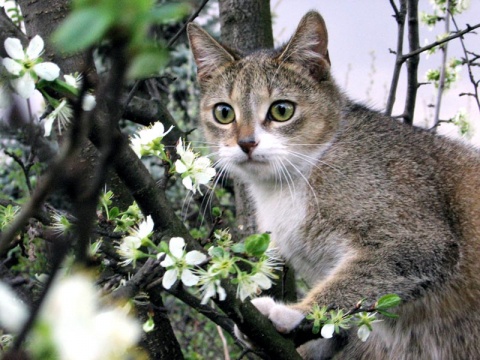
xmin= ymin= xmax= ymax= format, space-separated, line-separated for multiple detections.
xmin=187 ymin=11 xmax=480 ymax=359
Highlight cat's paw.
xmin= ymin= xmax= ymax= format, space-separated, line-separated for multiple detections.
xmin=234 ymin=297 xmax=305 ymax=349
xmin=268 ymin=302 xmax=305 ymax=333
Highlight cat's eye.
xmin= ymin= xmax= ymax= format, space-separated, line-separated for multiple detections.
xmin=213 ymin=103 xmax=235 ymax=124
xmin=268 ymin=101 xmax=295 ymax=122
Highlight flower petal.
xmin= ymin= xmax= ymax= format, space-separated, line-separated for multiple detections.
xmin=4 ymin=38 xmax=24 ymax=60
xmin=33 ymin=62 xmax=60 ymax=81
xmin=11 ymin=73 xmax=35 ymax=99
xmin=182 ymin=176 xmax=193 ymax=191
xmin=162 ymin=269 xmax=178 ymax=289
xmin=175 ymin=160 xmax=187 ymax=174
xmin=181 ymin=269 xmax=199 ymax=287
xmin=26 ymin=35 xmax=44 ymax=59
xmin=82 ymin=94 xmax=96 ymax=111
xmin=251 ymin=273 xmax=272 ymax=290
xmin=169 ymin=237 xmax=185 ymax=258
xmin=321 ymin=323 xmax=335 ymax=339
xmin=0 ymin=282 xmax=28 ymax=333
xmin=2 ymin=58 xmax=23 ymax=75
xmin=357 ymin=324 xmax=371 ymax=342
xmin=185 ymin=250 xmax=207 ymax=265
xmin=160 ymin=254 xmax=175 ymax=268
xmin=43 ymin=114 xmax=55 ymax=137
xmin=217 ymin=282 xmax=226 ymax=301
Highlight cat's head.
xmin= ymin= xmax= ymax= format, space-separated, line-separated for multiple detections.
xmin=187 ymin=11 xmax=343 ymax=183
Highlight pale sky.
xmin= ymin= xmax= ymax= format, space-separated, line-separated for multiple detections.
xmin=272 ymin=0 xmax=480 ymax=142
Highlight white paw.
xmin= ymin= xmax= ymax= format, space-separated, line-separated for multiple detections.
xmin=234 ymin=297 xmax=305 ymax=348
xmin=251 ymin=296 xmax=276 ymax=317
xmin=268 ymin=303 xmax=305 ymax=333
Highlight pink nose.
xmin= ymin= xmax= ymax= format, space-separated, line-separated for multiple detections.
xmin=238 ymin=138 xmax=258 ymax=156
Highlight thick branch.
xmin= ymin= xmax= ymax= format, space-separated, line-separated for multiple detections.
xmin=402 ymin=0 xmax=420 ymax=126
xmin=385 ymin=0 xmax=407 ymax=116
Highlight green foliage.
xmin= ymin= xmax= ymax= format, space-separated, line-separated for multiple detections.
xmin=244 ymin=233 xmax=270 ymax=257
xmin=52 ymin=0 xmax=191 ymax=79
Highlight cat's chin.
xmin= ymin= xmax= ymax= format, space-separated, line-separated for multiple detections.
xmin=229 ymin=160 xmax=278 ymax=182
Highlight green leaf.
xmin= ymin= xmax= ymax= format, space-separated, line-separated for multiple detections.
xmin=45 ymin=79 xmax=79 ymax=97
xmin=159 ymin=241 xmax=169 ymax=254
xmin=377 ymin=309 xmax=399 ymax=319
xmin=375 ymin=294 xmax=401 ymax=310
xmin=231 ymin=243 xmax=245 ymax=254
xmin=127 ymin=48 xmax=169 ymax=79
xmin=244 ymin=233 xmax=270 ymax=257
xmin=148 ymin=3 xmax=191 ymax=24
xmin=209 ymin=246 xmax=224 ymax=258
xmin=211 ymin=207 xmax=222 ymax=217
xmin=52 ymin=7 xmax=114 ymax=53
xmin=109 ymin=207 xmax=120 ymax=219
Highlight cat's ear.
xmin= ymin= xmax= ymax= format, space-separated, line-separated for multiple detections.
xmin=277 ymin=11 xmax=331 ymax=78
xmin=187 ymin=23 xmax=236 ymax=81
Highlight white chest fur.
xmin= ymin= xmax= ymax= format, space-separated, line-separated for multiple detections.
xmin=248 ymin=182 xmax=354 ymax=286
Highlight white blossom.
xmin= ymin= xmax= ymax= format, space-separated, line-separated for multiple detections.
xmin=2 ymin=36 xmax=60 ymax=98
xmin=0 ymin=281 xmax=28 ymax=333
xmin=175 ymin=138 xmax=216 ymax=194
xmin=39 ymin=273 xmax=141 ymax=360
xmin=158 ymin=237 xmax=207 ymax=289
xmin=357 ymin=324 xmax=371 ymax=342
xmin=196 ymin=268 xmax=227 ymax=304
xmin=116 ymin=216 xmax=154 ymax=267
xmin=64 ymin=73 xmax=96 ymax=111
xmin=43 ymin=98 xmax=73 ymax=137
xmin=236 ymin=272 xmax=272 ymax=301
xmin=321 ymin=323 xmax=335 ymax=339
xmin=130 ymin=122 xmax=173 ymax=158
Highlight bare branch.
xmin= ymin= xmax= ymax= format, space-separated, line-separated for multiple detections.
xmin=402 ymin=22 xmax=480 ymax=60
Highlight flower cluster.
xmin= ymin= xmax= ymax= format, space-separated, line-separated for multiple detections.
xmin=130 ymin=122 xmax=173 ymax=158
xmin=174 ymin=138 xmax=216 ymax=194
xmin=1 ymin=36 xmax=97 ymax=137
xmin=2 ymin=35 xmax=60 ymax=99
xmin=116 ymin=215 xmax=155 ymax=267
xmin=306 ymin=294 xmax=401 ymax=343
xmin=0 ymin=273 xmax=141 ymax=360
xmin=129 ymin=123 xmax=216 ymax=194
xmin=196 ymin=231 xmax=281 ymax=303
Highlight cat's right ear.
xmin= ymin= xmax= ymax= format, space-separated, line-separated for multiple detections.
xmin=277 ymin=11 xmax=331 ymax=79
xmin=187 ymin=23 xmax=236 ymax=81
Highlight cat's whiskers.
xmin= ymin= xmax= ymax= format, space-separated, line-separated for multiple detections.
xmin=283 ymin=157 xmax=319 ymax=208
xmin=288 ymin=149 xmax=344 ymax=175
xmin=275 ymin=157 xmax=297 ymax=201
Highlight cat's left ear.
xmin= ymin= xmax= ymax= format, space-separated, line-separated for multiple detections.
xmin=277 ymin=11 xmax=331 ymax=79
xmin=187 ymin=23 xmax=236 ymax=81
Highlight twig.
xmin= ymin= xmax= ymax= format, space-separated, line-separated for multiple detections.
xmin=451 ymin=14 xmax=480 ymax=114
xmin=167 ymin=0 xmax=210 ymax=48
xmin=4 ymin=150 xmax=34 ymax=194
xmin=402 ymin=22 xmax=480 ymax=60
xmin=217 ymin=325 xmax=231 ymax=360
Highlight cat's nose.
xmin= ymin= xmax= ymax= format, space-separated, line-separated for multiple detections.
xmin=238 ymin=138 xmax=258 ymax=156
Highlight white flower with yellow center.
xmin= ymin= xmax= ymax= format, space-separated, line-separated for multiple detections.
xmin=2 ymin=35 xmax=60 ymax=99
xmin=175 ymin=138 xmax=216 ymax=194
xmin=236 ymin=271 xmax=272 ymax=302
xmin=158 ymin=237 xmax=207 ymax=289
xmin=116 ymin=216 xmax=154 ymax=267
xmin=130 ymin=122 xmax=173 ymax=158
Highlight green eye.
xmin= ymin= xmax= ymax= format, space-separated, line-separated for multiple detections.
xmin=269 ymin=101 xmax=295 ymax=122
xmin=213 ymin=103 xmax=235 ymax=124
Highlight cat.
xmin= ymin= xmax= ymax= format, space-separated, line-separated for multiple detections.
xmin=187 ymin=11 xmax=480 ymax=360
